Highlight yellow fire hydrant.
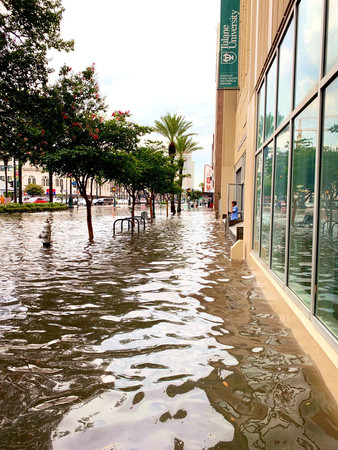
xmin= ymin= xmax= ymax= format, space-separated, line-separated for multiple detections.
xmin=39 ymin=219 xmax=51 ymax=247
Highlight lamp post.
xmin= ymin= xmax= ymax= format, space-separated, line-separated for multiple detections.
xmin=112 ymin=186 xmax=116 ymax=207
xmin=69 ymin=174 xmax=74 ymax=208
xmin=169 ymin=141 xmax=176 ymax=215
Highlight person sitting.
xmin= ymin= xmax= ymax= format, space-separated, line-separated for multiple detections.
xmin=231 ymin=201 xmax=238 ymax=220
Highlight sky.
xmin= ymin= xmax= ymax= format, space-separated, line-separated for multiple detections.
xmin=49 ymin=0 xmax=221 ymax=188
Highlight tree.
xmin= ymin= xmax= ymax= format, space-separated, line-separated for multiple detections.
xmin=136 ymin=144 xmax=177 ymax=219
xmin=25 ymin=183 xmax=44 ymax=196
xmin=175 ymin=135 xmax=202 ymax=212
xmin=0 ymin=0 xmax=73 ymax=201
xmin=154 ymin=113 xmax=195 ymax=214
xmin=41 ymin=64 xmax=110 ymax=241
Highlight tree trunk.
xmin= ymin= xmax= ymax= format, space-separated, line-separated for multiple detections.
xmin=49 ymin=171 xmax=53 ymax=202
xmin=149 ymin=194 xmax=154 ymax=219
xmin=13 ymin=159 xmax=17 ymax=203
xmin=18 ymin=161 xmax=23 ymax=204
xmin=170 ymin=193 xmax=176 ymax=214
xmin=3 ymin=157 xmax=9 ymax=197
xmin=177 ymin=165 xmax=184 ymax=213
xmin=166 ymin=199 xmax=169 ymax=217
xmin=85 ymin=198 xmax=94 ymax=241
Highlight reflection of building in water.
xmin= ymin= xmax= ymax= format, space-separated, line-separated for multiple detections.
xmin=213 ymin=0 xmax=337 ymax=377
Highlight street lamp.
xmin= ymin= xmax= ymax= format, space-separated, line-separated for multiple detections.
xmin=169 ymin=141 xmax=176 ymax=215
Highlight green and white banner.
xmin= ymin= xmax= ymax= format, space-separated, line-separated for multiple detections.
xmin=218 ymin=0 xmax=240 ymax=89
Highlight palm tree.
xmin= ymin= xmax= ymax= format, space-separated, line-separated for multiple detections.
xmin=154 ymin=113 xmax=195 ymax=214
xmin=175 ymin=135 xmax=202 ymax=212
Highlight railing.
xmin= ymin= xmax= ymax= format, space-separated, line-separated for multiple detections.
xmin=113 ymin=216 xmax=146 ymax=236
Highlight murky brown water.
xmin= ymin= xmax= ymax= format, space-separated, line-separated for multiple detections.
xmin=0 ymin=206 xmax=337 ymax=450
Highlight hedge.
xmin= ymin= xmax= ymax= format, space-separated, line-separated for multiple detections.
xmin=0 ymin=203 xmax=68 ymax=214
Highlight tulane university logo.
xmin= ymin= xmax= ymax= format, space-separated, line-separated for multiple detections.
xmin=221 ymin=51 xmax=237 ymax=64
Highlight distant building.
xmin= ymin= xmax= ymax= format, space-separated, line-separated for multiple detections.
xmin=0 ymin=160 xmax=119 ymax=199
xmin=214 ymin=1 xmax=337 ymax=359
xmin=182 ymin=153 xmax=195 ymax=190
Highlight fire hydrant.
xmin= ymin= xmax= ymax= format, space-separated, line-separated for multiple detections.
xmin=39 ymin=219 xmax=51 ymax=247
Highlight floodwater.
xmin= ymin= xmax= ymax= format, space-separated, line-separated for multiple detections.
xmin=0 ymin=206 xmax=337 ymax=450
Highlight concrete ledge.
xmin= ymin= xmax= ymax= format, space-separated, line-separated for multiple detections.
xmin=248 ymin=251 xmax=338 ymax=402
xmin=230 ymin=239 xmax=244 ymax=260
xmin=229 ymin=223 xmax=243 ymax=241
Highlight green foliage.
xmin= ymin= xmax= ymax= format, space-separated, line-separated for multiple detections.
xmin=154 ymin=113 xmax=194 ymax=145
xmin=0 ymin=202 xmax=67 ymax=213
xmin=0 ymin=0 xmax=74 ymax=163
xmin=189 ymin=190 xmax=202 ymax=201
xmin=25 ymin=183 xmax=44 ymax=196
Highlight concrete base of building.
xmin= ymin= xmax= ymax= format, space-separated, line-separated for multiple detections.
xmin=248 ymin=252 xmax=338 ymax=402
xmin=230 ymin=239 xmax=244 ymax=260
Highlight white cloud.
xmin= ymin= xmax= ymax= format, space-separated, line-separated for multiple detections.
xmin=49 ymin=0 xmax=221 ymax=187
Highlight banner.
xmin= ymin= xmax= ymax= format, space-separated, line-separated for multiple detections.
xmin=218 ymin=0 xmax=240 ymax=89
xmin=204 ymin=165 xmax=214 ymax=192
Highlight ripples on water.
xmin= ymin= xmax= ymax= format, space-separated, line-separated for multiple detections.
xmin=0 ymin=207 xmax=337 ymax=449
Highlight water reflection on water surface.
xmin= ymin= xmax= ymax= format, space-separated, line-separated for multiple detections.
xmin=0 ymin=207 xmax=337 ymax=449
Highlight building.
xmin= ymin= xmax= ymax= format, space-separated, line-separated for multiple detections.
xmin=0 ymin=160 xmax=117 ymax=199
xmin=182 ymin=153 xmax=195 ymax=190
xmin=214 ymin=0 xmax=337 ymax=362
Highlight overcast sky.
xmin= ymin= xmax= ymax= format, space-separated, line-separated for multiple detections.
xmin=49 ymin=0 xmax=221 ymax=187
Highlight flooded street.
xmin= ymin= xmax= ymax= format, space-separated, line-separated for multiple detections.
xmin=0 ymin=207 xmax=337 ymax=449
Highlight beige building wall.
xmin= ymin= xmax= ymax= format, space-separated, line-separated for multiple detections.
xmin=214 ymin=0 xmax=337 ymax=384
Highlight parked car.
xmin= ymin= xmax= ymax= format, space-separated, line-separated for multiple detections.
xmin=23 ymin=197 xmax=47 ymax=203
xmin=53 ymin=197 xmax=62 ymax=203
xmin=95 ymin=198 xmax=113 ymax=205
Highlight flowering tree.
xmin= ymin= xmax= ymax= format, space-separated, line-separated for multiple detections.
xmin=41 ymin=64 xmax=109 ymax=240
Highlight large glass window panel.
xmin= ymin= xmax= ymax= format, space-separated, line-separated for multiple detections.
xmin=261 ymin=144 xmax=273 ymax=263
xmin=294 ymin=0 xmax=322 ymax=107
xmin=316 ymin=79 xmax=338 ymax=337
xmin=325 ymin=0 xmax=338 ymax=74
xmin=253 ymin=152 xmax=263 ymax=253
xmin=289 ymin=99 xmax=318 ymax=305
xmin=257 ymin=82 xmax=265 ymax=149
xmin=277 ymin=21 xmax=294 ymax=128
xmin=271 ymin=127 xmax=290 ymax=279
xmin=265 ymin=60 xmax=277 ymax=139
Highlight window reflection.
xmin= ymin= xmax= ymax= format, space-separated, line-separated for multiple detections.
xmin=294 ymin=0 xmax=322 ymax=107
xmin=265 ymin=60 xmax=277 ymax=139
xmin=261 ymin=144 xmax=273 ymax=263
xmin=253 ymin=153 xmax=263 ymax=253
xmin=316 ymin=79 xmax=338 ymax=337
xmin=289 ymin=99 xmax=318 ymax=306
xmin=271 ymin=127 xmax=290 ymax=279
xmin=257 ymin=83 xmax=265 ymax=149
xmin=325 ymin=0 xmax=338 ymax=74
xmin=277 ymin=22 xmax=294 ymax=128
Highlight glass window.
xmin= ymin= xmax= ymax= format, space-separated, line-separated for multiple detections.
xmin=271 ymin=127 xmax=290 ymax=279
xmin=257 ymin=82 xmax=265 ymax=149
xmin=265 ymin=59 xmax=277 ymax=140
xmin=316 ymin=79 xmax=338 ymax=337
xmin=253 ymin=152 xmax=263 ymax=253
xmin=289 ymin=99 xmax=318 ymax=306
xmin=294 ymin=0 xmax=322 ymax=107
xmin=261 ymin=144 xmax=273 ymax=263
xmin=325 ymin=0 xmax=338 ymax=74
xmin=277 ymin=21 xmax=294 ymax=128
